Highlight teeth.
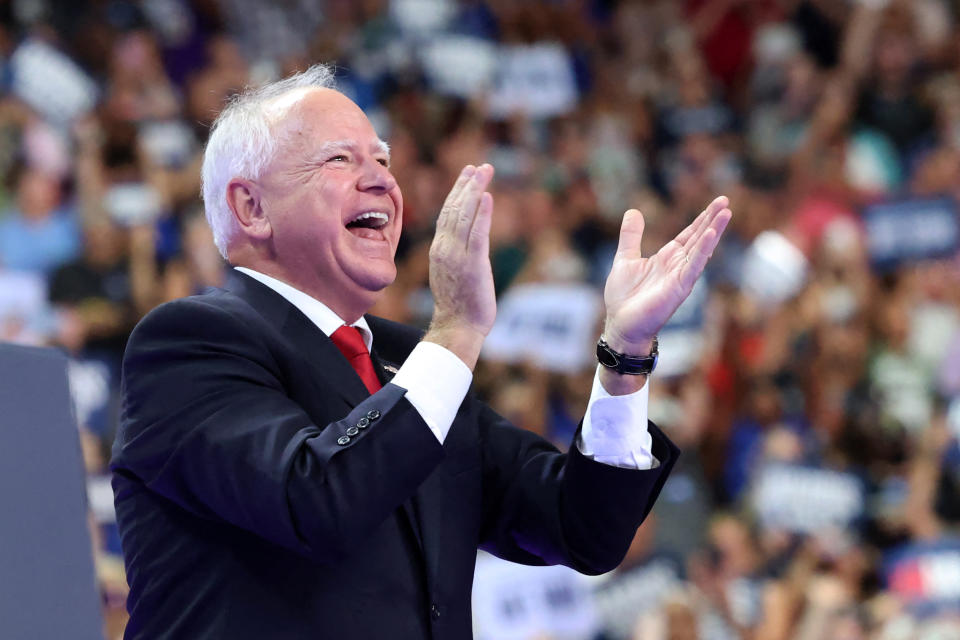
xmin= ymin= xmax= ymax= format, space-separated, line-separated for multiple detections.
xmin=350 ymin=211 xmax=389 ymax=227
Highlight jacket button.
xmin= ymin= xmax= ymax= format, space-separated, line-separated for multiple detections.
xmin=366 ymin=409 xmax=381 ymax=420
xmin=357 ymin=417 xmax=370 ymax=429
xmin=346 ymin=426 xmax=360 ymax=437
xmin=430 ymin=603 xmax=440 ymax=620
xmin=336 ymin=435 xmax=351 ymax=446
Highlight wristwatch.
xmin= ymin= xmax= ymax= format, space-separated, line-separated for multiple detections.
xmin=596 ymin=336 xmax=658 ymax=376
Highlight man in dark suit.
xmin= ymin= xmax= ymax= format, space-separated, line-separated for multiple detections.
xmin=111 ymin=64 xmax=731 ymax=639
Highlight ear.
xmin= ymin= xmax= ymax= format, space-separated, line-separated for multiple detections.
xmin=225 ymin=178 xmax=272 ymax=241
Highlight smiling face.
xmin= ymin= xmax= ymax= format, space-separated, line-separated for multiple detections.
xmin=250 ymin=88 xmax=403 ymax=320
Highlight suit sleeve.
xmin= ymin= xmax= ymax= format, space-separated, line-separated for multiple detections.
xmin=474 ymin=399 xmax=679 ymax=575
xmin=111 ymin=298 xmax=444 ymax=563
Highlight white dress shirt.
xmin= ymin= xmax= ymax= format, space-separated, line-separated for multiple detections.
xmin=235 ymin=267 xmax=655 ymax=469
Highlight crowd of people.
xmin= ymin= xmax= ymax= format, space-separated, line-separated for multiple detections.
xmin=1 ymin=0 xmax=959 ymax=637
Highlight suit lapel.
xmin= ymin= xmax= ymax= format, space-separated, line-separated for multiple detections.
xmin=224 ymin=271 xmax=369 ymax=407
xmin=284 ymin=312 xmax=371 ymax=404
xmin=225 ymin=280 xmax=449 ymax=585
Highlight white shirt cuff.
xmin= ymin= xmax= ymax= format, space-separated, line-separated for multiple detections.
xmin=580 ymin=366 xmax=657 ymax=469
xmin=391 ymin=341 xmax=472 ymax=444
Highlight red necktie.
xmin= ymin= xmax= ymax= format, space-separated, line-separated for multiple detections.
xmin=330 ymin=325 xmax=382 ymax=394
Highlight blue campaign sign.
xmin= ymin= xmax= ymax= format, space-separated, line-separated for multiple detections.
xmin=885 ymin=538 xmax=960 ymax=617
xmin=863 ymin=196 xmax=959 ymax=270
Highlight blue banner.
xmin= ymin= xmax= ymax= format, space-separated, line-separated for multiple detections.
xmin=864 ymin=196 xmax=959 ymax=270
xmin=885 ymin=538 xmax=960 ymax=617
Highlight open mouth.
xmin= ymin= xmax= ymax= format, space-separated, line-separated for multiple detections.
xmin=345 ymin=211 xmax=390 ymax=239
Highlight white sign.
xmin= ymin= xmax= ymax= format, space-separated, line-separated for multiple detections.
xmin=472 ymin=552 xmax=598 ymax=640
xmin=488 ymin=43 xmax=578 ymax=118
xmin=104 ymin=183 xmax=164 ymax=226
xmin=11 ymin=39 xmax=97 ymax=124
xmin=391 ymin=0 xmax=455 ymax=35
xmin=592 ymin=556 xmax=683 ymax=639
xmin=482 ymin=283 xmax=601 ymax=372
xmin=421 ymin=36 xmax=498 ymax=98
xmin=0 ymin=270 xmax=47 ymax=320
xmin=751 ymin=464 xmax=863 ymax=534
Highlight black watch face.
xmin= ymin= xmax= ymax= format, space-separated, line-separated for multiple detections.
xmin=597 ymin=345 xmax=619 ymax=368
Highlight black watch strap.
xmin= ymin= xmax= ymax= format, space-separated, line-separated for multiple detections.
xmin=596 ymin=336 xmax=658 ymax=376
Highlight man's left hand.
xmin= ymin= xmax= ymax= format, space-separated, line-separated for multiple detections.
xmin=602 ymin=196 xmax=732 ymax=357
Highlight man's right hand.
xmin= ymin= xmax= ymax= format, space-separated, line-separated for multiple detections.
xmin=424 ymin=164 xmax=496 ymax=370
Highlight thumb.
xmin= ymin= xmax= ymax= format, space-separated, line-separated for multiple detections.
xmin=615 ymin=209 xmax=645 ymax=257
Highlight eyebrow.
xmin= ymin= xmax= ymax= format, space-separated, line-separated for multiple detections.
xmin=311 ymin=139 xmax=391 ymax=163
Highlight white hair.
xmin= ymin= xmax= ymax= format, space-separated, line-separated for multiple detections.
xmin=200 ymin=64 xmax=337 ymax=259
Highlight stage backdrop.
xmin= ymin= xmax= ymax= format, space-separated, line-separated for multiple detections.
xmin=0 ymin=343 xmax=103 ymax=639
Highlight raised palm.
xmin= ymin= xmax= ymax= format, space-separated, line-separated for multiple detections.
xmin=603 ymin=196 xmax=731 ymax=351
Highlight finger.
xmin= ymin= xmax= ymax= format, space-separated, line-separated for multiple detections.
xmin=680 ymin=207 xmax=731 ymax=289
xmin=675 ymin=195 xmax=727 ymax=248
xmin=453 ymin=164 xmax=494 ymax=242
xmin=467 ymin=192 xmax=494 ymax=255
xmin=687 ymin=208 xmax=731 ymax=269
xmin=614 ymin=209 xmax=645 ymax=257
xmin=453 ymin=165 xmax=492 ymax=238
xmin=675 ymin=195 xmax=728 ymax=249
xmin=437 ymin=165 xmax=476 ymax=233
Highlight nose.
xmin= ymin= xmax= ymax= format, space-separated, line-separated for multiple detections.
xmin=357 ymin=158 xmax=397 ymax=194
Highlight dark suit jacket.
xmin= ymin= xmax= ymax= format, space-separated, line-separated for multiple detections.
xmin=111 ymin=272 xmax=679 ymax=639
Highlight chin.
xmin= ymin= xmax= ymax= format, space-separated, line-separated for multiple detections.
xmin=355 ymin=264 xmax=397 ymax=293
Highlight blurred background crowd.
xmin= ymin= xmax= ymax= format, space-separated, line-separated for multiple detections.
xmin=2 ymin=0 xmax=960 ymax=638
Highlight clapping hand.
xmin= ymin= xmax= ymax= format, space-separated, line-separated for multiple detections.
xmin=424 ymin=164 xmax=496 ymax=369
xmin=601 ymin=197 xmax=731 ymax=390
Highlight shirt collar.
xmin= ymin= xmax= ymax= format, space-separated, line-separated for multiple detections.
xmin=234 ymin=267 xmax=373 ymax=351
